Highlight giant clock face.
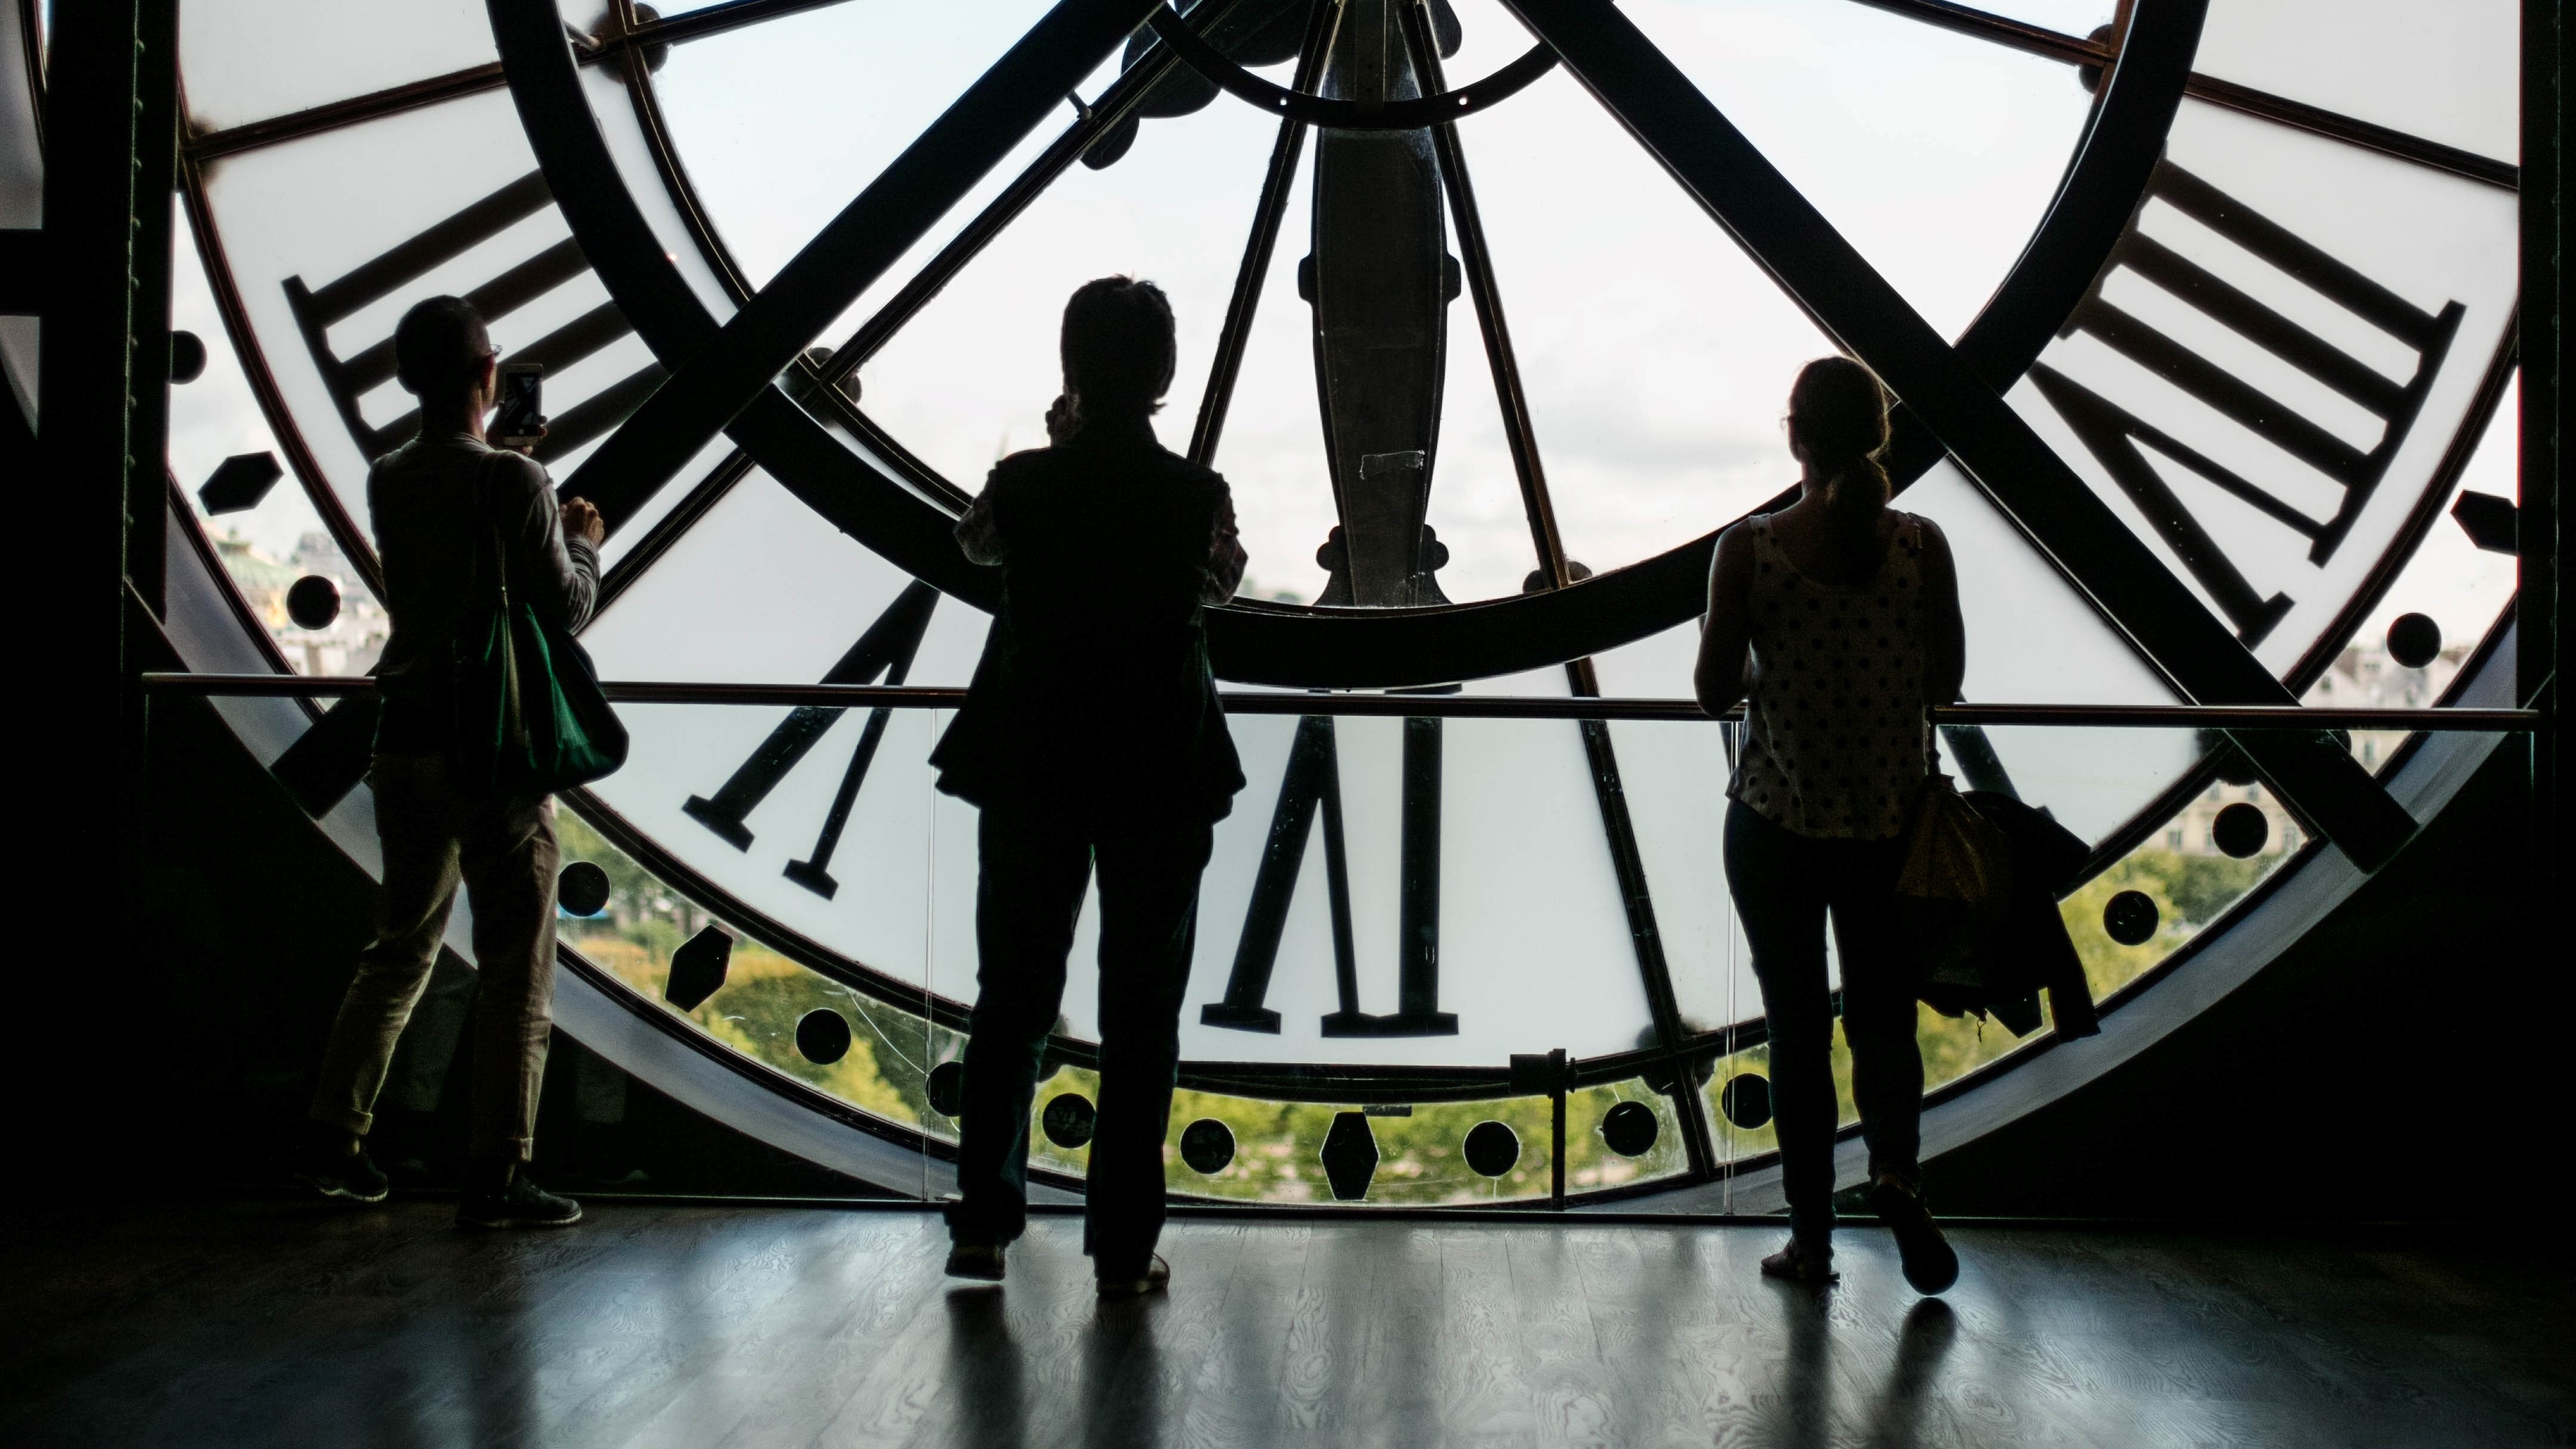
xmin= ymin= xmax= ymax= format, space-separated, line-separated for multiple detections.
xmin=148 ymin=0 xmax=2520 ymax=1204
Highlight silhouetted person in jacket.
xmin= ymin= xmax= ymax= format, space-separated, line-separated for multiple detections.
xmin=932 ymin=277 xmax=1246 ymax=1296
xmin=296 ymin=295 xmax=603 ymax=1229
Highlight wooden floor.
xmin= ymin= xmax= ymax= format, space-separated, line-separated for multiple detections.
xmin=2 ymin=1199 xmax=2568 ymax=1448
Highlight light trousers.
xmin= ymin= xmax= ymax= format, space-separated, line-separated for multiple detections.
xmin=309 ymin=751 xmax=560 ymax=1161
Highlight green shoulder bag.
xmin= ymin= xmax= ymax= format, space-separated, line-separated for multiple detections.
xmin=450 ymin=456 xmax=627 ymax=796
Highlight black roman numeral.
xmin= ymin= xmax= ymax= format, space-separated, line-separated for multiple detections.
xmin=682 ymin=581 xmax=940 ymax=900
xmin=283 ymin=171 xmax=666 ymax=464
xmin=1202 ymin=713 xmax=1458 ymax=1037
xmin=2031 ymin=160 xmax=2463 ymax=646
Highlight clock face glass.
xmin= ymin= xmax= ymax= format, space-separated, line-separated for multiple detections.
xmin=156 ymin=0 xmax=2521 ymax=1203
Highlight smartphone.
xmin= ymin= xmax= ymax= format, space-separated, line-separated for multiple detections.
xmin=493 ymin=362 xmax=545 ymax=447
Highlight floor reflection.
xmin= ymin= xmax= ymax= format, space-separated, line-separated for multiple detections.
xmin=1764 ymin=1279 xmax=1960 ymax=1448
xmin=1082 ymin=1298 xmax=1163 ymax=1449
xmin=942 ymin=1289 xmax=1027 ymax=1449
xmin=1865 ymin=1299 xmax=1959 ymax=1449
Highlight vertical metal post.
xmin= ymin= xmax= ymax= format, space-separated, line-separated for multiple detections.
xmin=39 ymin=0 xmax=150 ymax=872
xmin=2521 ymin=0 xmax=2566 ymax=1134
xmin=1549 ymin=1048 xmax=1568 ymax=1208
xmin=1513 ymin=1048 xmax=1569 ymax=1207
xmin=128 ymin=0 xmax=175 ymax=621
xmin=1190 ymin=0 xmax=1339 ymax=466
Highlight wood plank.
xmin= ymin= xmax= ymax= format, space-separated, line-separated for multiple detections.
xmin=2 ymin=1203 xmax=2570 ymax=1449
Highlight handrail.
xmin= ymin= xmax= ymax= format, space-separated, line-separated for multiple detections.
xmin=137 ymin=673 xmax=2538 ymax=730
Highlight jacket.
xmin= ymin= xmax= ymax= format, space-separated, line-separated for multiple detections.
xmin=929 ymin=420 xmax=1247 ymax=826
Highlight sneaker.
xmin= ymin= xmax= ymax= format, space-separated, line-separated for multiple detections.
xmin=1868 ymin=1176 xmax=1959 ymax=1295
xmin=1095 ymin=1252 xmax=1170 ymax=1299
xmin=456 ymin=1166 xmax=582 ymax=1229
xmin=945 ymin=1242 xmax=1005 ymax=1283
xmin=295 ymin=1127 xmax=389 ymax=1206
xmin=1759 ymin=1237 xmax=1838 ymax=1285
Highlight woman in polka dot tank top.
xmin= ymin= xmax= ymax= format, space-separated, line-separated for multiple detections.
xmin=1695 ymin=357 xmax=1967 ymax=1292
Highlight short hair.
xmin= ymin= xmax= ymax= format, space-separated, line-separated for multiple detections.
xmin=392 ymin=295 xmax=492 ymax=399
xmin=1060 ymin=276 xmax=1176 ymax=419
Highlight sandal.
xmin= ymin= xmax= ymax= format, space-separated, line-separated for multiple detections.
xmin=1760 ymin=1237 xmax=1839 ymax=1285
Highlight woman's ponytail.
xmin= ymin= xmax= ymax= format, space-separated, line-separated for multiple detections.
xmin=1786 ymin=355 xmax=1893 ymax=546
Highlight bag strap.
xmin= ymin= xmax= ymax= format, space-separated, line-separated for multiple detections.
xmin=476 ymin=448 xmax=513 ymax=612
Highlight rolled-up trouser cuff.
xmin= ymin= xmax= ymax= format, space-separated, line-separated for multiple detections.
xmin=312 ymin=1106 xmax=374 ymax=1140
xmin=467 ymin=1133 xmax=535 ymax=1163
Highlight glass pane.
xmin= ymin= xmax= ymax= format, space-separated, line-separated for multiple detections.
xmin=2194 ymin=0 xmax=2518 ymax=164
xmin=850 ymin=79 xmax=1299 ymax=582
xmin=587 ymin=700 xmax=952 ymax=1000
xmin=643 ymin=0 xmax=1064 ymax=291
xmin=1704 ymin=1044 xmax=1779 ymax=1169
xmin=169 ymin=195 xmax=395 ymax=676
xmin=1620 ymin=0 xmax=2097 ymax=340
xmin=181 ymin=0 xmax=500 ymax=134
xmin=580 ymin=469 xmax=989 ymax=687
xmin=558 ymin=810 xmax=943 ymax=1132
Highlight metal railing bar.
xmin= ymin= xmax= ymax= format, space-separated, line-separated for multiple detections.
xmin=136 ymin=674 xmax=2541 ymax=730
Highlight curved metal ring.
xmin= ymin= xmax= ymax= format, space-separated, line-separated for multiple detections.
xmin=1144 ymin=4 xmax=1558 ymax=129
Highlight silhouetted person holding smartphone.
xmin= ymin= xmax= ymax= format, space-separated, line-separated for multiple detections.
xmin=1696 ymin=357 xmax=1967 ymax=1292
xmin=297 ymin=296 xmax=605 ymax=1229
xmin=933 ymin=277 xmax=1246 ymax=1296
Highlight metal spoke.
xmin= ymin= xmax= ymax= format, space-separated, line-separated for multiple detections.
xmin=1398 ymin=0 xmax=1718 ymax=1181
xmin=1397 ymin=2 xmax=1561 ymax=585
xmin=1836 ymin=0 xmax=2515 ymax=189
xmin=187 ymin=0 xmax=866 ymax=161
xmin=808 ymin=0 xmax=1255 ymax=397
xmin=1190 ymin=0 xmax=1340 ymax=466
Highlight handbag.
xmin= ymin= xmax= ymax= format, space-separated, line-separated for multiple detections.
xmin=1894 ymin=770 xmax=2014 ymax=1003
xmin=448 ymin=454 xmax=627 ymax=796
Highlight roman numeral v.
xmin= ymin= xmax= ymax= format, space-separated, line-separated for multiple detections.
xmin=682 ymin=581 xmax=940 ymax=900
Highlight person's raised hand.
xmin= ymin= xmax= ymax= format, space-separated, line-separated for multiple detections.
xmin=560 ymin=497 xmax=605 ymax=547
xmin=501 ymin=424 xmax=548 ymax=457
xmin=1045 ymin=393 xmax=1075 ymax=446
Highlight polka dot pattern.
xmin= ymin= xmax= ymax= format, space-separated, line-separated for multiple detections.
xmin=1731 ymin=513 xmax=1935 ymax=840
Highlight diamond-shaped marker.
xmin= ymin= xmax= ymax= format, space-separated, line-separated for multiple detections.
xmin=2452 ymin=490 xmax=2518 ymax=555
xmin=664 ymin=925 xmax=732 ymax=1012
xmin=197 ymin=452 xmax=283 ymax=515
xmin=1319 ymin=1110 xmax=1378 ymax=1202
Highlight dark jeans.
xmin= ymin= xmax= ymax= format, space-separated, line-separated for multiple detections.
xmin=1724 ymin=800 xmax=1923 ymax=1244
xmin=950 ymin=806 xmax=1213 ymax=1274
